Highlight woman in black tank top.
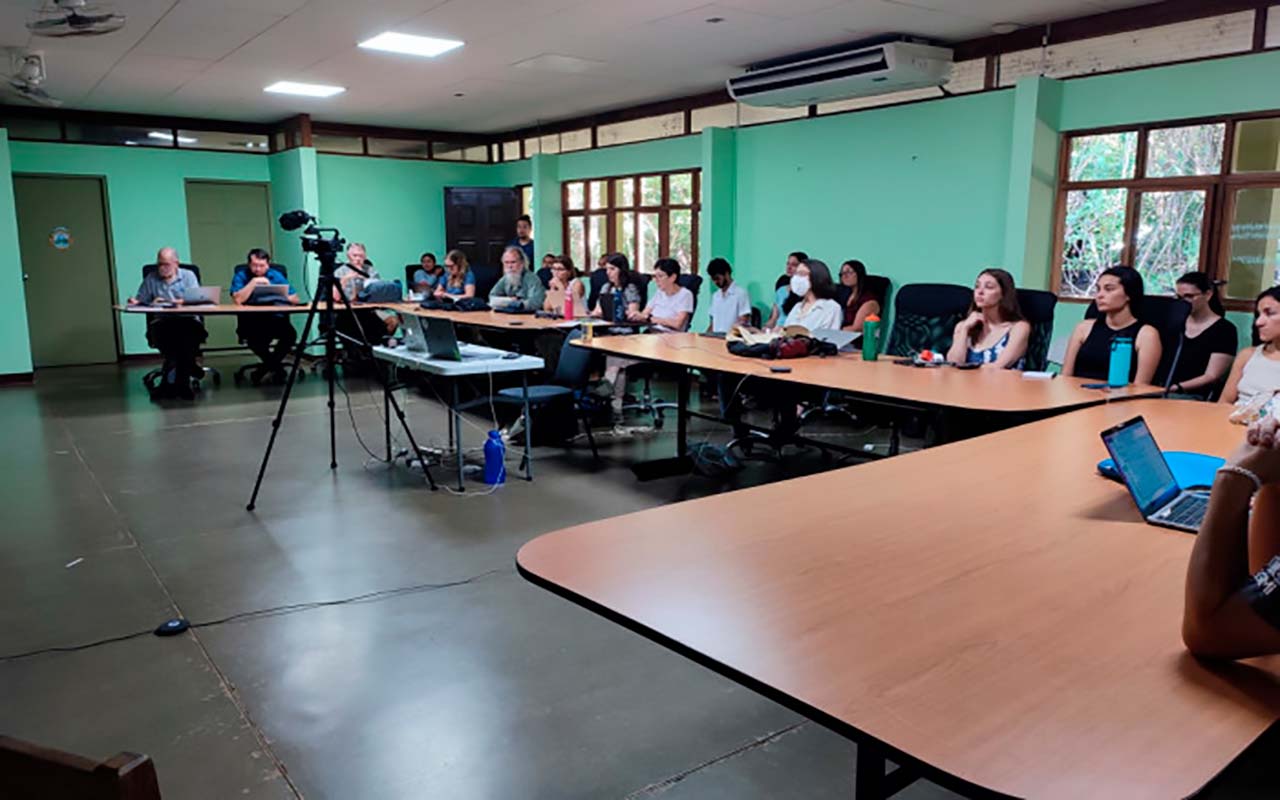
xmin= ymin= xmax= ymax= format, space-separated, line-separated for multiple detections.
xmin=1062 ymin=266 xmax=1162 ymax=384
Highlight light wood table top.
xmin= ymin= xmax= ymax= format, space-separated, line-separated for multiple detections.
xmin=519 ymin=399 xmax=1280 ymax=800
xmin=385 ymin=302 xmax=570 ymax=332
xmin=115 ymin=302 xmax=383 ymax=315
xmin=574 ymin=332 xmax=1160 ymax=413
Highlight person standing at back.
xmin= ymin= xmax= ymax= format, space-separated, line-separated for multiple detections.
xmin=509 ymin=214 xmax=535 ymax=268
xmin=765 ymin=251 xmax=807 ymax=328
xmin=706 ymin=258 xmax=751 ymax=333
xmin=128 ymin=246 xmax=208 ymax=399
xmin=1165 ymin=272 xmax=1237 ymax=398
xmin=1061 ymin=265 xmax=1162 ymax=385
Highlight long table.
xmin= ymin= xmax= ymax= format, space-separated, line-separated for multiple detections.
xmin=116 ymin=302 xmax=386 ymax=315
xmin=518 ymin=399 xmax=1280 ymax=799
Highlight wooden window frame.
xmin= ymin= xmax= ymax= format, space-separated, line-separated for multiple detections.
xmin=561 ymin=169 xmax=701 ymax=274
xmin=1050 ymin=108 xmax=1280 ymax=311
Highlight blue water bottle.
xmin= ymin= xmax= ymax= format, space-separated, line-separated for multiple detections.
xmin=483 ymin=430 xmax=506 ymax=485
xmin=1107 ymin=337 xmax=1133 ymax=387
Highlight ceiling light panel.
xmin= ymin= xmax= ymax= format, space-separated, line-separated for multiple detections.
xmin=264 ymin=81 xmax=346 ymax=97
xmin=359 ymin=32 xmax=464 ymax=58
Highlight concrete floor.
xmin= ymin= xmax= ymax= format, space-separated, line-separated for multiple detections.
xmin=0 ymin=355 xmax=1273 ymax=799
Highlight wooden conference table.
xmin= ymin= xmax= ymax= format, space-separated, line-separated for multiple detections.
xmin=519 ymin=399 xmax=1280 ymax=799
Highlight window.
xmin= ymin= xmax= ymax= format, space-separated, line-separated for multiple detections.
xmin=367 ymin=137 xmax=430 ymax=158
xmin=432 ymin=141 xmax=490 ymax=162
xmin=502 ymin=140 xmax=521 ymax=161
xmin=519 ymin=185 xmax=532 ymax=216
xmin=312 ymin=132 xmax=364 ymax=154
xmin=1054 ymin=114 xmax=1280 ymax=303
xmin=596 ymin=113 xmax=686 ymax=147
xmin=1 ymin=115 xmax=60 ymax=140
xmin=562 ymin=170 xmax=700 ymax=274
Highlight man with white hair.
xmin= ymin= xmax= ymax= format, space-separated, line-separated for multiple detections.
xmin=127 ymin=246 xmax=208 ymax=399
xmin=488 ymin=245 xmax=546 ymax=309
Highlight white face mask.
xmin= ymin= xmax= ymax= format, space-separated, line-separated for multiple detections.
xmin=790 ymin=275 xmax=811 ymax=297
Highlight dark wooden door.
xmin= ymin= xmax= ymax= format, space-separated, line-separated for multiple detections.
xmin=444 ymin=187 xmax=517 ymax=269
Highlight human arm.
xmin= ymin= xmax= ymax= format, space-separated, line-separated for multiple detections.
xmin=946 ymin=312 xmax=983 ymax=363
xmin=990 ymin=321 xmax=1032 ymax=370
xmin=765 ymin=304 xmax=780 ymax=329
xmin=1060 ymin=321 xmax=1091 ymax=377
xmin=1219 ymin=348 xmax=1252 ymax=404
xmin=1133 ymin=325 xmax=1162 ymax=385
xmin=232 ymin=273 xmax=271 ymax=305
xmin=525 ymin=274 xmax=546 ymax=309
xmin=843 ymin=299 xmax=879 ymax=333
xmin=1183 ymin=417 xmax=1280 ymax=659
xmin=1177 ymin=353 xmax=1235 ymax=394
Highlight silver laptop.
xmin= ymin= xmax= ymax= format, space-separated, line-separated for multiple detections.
xmin=1100 ymin=415 xmax=1209 ymax=533
xmin=489 ymin=295 xmax=519 ymax=310
xmin=400 ymin=314 xmax=428 ymax=352
xmin=423 ymin=317 xmax=501 ymax=361
xmin=186 ymin=285 xmax=221 ymax=304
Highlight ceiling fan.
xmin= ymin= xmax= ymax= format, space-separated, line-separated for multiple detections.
xmin=5 ymin=51 xmax=63 ymax=107
xmin=27 ymin=0 xmax=126 ymax=37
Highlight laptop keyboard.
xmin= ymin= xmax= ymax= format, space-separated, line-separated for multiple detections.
xmin=1161 ymin=494 xmax=1208 ymax=527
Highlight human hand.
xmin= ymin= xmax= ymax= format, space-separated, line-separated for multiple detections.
xmin=1228 ymin=416 xmax=1280 ymax=485
xmin=252 ymin=276 xmax=270 ymax=286
xmin=127 ymin=297 xmax=138 ymax=305
xmin=962 ymin=311 xmax=983 ymax=328
xmin=172 ymin=297 xmax=184 ymax=306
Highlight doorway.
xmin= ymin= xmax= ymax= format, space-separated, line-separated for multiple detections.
xmin=444 ymin=187 xmax=518 ymax=268
xmin=184 ymin=181 xmax=274 ymax=349
xmin=14 ymin=175 xmax=119 ymax=367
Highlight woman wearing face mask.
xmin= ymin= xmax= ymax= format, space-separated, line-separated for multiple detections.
xmin=782 ymin=259 xmax=843 ymax=331
xmin=1164 ymin=272 xmax=1237 ymax=398
xmin=1061 ymin=265 xmax=1162 ymax=385
xmin=1221 ymin=287 xmax=1280 ymax=420
xmin=945 ymin=268 xmax=1030 ymax=369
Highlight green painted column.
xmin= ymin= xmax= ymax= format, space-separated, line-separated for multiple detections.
xmin=1003 ymin=77 xmax=1063 ymax=290
xmin=530 ymin=153 xmax=562 ymax=256
xmin=697 ymin=126 xmax=737 ymax=330
xmin=0 ymin=129 xmax=34 ymax=376
xmin=269 ymin=147 xmax=320 ymax=299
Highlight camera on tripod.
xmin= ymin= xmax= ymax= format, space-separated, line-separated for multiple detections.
xmin=279 ymin=209 xmax=345 ymax=258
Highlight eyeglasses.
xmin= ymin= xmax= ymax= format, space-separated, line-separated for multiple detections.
xmin=1176 ymin=292 xmax=1202 ymax=302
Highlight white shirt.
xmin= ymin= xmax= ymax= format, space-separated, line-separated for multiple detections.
xmin=645 ymin=286 xmax=695 ymax=331
xmin=785 ymin=298 xmax=842 ymax=331
xmin=709 ymin=282 xmax=751 ymax=333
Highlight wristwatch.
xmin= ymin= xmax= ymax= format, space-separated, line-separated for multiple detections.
xmin=1173 ymin=382 xmax=1184 ymax=394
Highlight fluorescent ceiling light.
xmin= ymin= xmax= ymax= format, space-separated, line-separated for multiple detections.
xmin=359 ymin=31 xmax=463 ymax=58
xmin=148 ymin=130 xmax=197 ymax=144
xmin=264 ymin=81 xmax=345 ymax=98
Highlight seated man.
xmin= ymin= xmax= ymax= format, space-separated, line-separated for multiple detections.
xmin=1183 ymin=415 xmax=1280 ymax=659
xmin=231 ymin=247 xmax=300 ymax=383
xmin=127 ymin=246 xmax=208 ymax=400
xmin=488 ymin=245 xmax=546 ymax=309
xmin=333 ymin=241 xmax=396 ymax=354
xmin=706 ymin=257 xmax=751 ymax=334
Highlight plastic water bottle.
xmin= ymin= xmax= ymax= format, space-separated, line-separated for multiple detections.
xmin=862 ymin=315 xmax=881 ymax=361
xmin=483 ymin=430 xmax=506 ymax=485
xmin=1108 ymin=337 xmax=1134 ymax=387
xmin=564 ymin=291 xmax=575 ymax=320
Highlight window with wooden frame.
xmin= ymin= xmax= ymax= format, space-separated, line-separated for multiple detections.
xmin=561 ymin=170 xmax=700 ymax=274
xmin=1053 ymin=111 xmax=1280 ymax=307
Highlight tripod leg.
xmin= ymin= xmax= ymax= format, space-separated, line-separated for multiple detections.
xmin=326 ymin=296 xmax=338 ymax=469
xmin=247 ymin=293 xmax=322 ymax=511
xmin=384 ymin=364 xmax=392 ymax=461
xmin=453 ymin=381 xmax=464 ymax=491
xmin=522 ymin=373 xmax=533 ymax=481
xmin=386 ymin=385 xmax=437 ymax=490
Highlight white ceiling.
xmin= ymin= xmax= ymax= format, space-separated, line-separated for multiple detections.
xmin=0 ymin=0 xmax=1152 ymax=134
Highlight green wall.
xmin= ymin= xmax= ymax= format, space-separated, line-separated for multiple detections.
xmin=0 ymin=131 xmax=32 ymax=375
xmin=9 ymin=141 xmax=270 ymax=355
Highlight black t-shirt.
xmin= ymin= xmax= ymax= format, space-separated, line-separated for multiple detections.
xmin=1169 ymin=316 xmax=1238 ymax=395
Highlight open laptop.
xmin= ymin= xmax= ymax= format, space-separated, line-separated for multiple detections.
xmin=1099 ymin=415 xmax=1209 ymax=533
xmin=423 ymin=317 xmax=501 ymax=361
xmin=401 ymin=314 xmax=428 ymax=352
xmin=248 ymin=284 xmax=289 ymax=303
xmin=809 ymin=328 xmax=859 ymax=351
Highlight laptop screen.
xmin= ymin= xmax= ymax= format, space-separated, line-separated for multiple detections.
xmin=1101 ymin=417 xmax=1180 ymax=516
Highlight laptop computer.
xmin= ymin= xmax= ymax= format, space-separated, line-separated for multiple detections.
xmin=248 ymin=284 xmax=289 ymax=303
xmin=423 ymin=317 xmax=501 ymax=361
xmin=489 ymin=295 xmax=520 ymax=310
xmin=400 ymin=314 xmax=428 ymax=352
xmin=1099 ymin=415 xmax=1209 ymax=533
xmin=185 ymin=285 xmax=220 ymax=304
xmin=809 ymin=328 xmax=859 ymax=351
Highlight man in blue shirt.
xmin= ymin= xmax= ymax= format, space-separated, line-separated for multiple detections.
xmin=231 ymin=247 xmax=300 ymax=383
xmin=508 ymin=214 xmax=535 ymax=267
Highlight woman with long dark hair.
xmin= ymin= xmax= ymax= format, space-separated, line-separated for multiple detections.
xmin=945 ymin=268 xmax=1030 ymax=369
xmin=1221 ymin=286 xmax=1280 ymax=419
xmin=837 ymin=260 xmax=881 ymax=333
xmin=589 ymin=253 xmax=641 ymax=322
xmin=1061 ymin=265 xmax=1162 ymax=385
xmin=1166 ymin=272 xmax=1237 ymax=398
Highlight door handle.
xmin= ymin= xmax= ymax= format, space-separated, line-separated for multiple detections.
xmin=22 ymin=273 xmax=29 ymax=282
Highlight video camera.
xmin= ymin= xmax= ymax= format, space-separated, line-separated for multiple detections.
xmin=278 ymin=209 xmax=345 ymax=258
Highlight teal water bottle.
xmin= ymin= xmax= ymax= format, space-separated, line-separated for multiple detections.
xmin=862 ymin=315 xmax=881 ymax=361
xmin=1107 ymin=337 xmax=1133 ymax=387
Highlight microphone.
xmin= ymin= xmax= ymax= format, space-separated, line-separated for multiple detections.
xmin=1163 ymin=300 xmax=1192 ymax=396
xmin=278 ymin=210 xmax=315 ymax=231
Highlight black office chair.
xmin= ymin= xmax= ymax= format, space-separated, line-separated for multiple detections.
xmin=471 ymin=263 xmax=502 ymax=300
xmin=587 ymin=268 xmax=609 ymax=312
xmin=620 ymin=274 xmax=701 ymax=427
xmin=491 ymin=330 xmax=601 ymax=471
xmin=139 ymin=263 xmax=221 ymax=394
xmin=1016 ymin=289 xmax=1058 ymax=372
xmin=536 ymin=266 xmax=553 ymax=288
xmin=230 ymin=263 xmax=304 ymax=386
xmin=884 ymin=283 xmax=972 ymax=357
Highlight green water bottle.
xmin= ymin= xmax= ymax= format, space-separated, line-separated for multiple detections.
xmin=862 ymin=315 xmax=881 ymax=361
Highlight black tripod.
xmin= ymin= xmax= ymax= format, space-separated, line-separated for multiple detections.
xmin=246 ymin=240 xmax=436 ymax=511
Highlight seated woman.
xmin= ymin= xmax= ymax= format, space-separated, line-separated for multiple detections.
xmin=1220 ymin=287 xmax=1280 ymax=421
xmin=543 ymin=254 xmax=588 ymax=315
xmin=782 ymin=259 xmax=842 ymax=331
xmin=1166 ymin=272 xmax=1237 ymax=399
xmin=1061 ymin=265 xmax=1162 ymax=385
xmin=412 ymin=252 xmax=443 ymax=295
xmin=837 ymin=260 xmax=881 ymax=333
xmin=434 ymin=249 xmax=476 ymax=299
xmin=589 ymin=253 xmax=642 ymax=323
xmin=945 ymin=268 xmax=1031 ymax=369
xmin=629 ymin=258 xmax=693 ymax=332
xmin=1182 ymin=414 xmax=1280 ymax=659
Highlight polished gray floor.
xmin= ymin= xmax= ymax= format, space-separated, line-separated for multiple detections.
xmin=0 ymin=356 xmax=1272 ymax=799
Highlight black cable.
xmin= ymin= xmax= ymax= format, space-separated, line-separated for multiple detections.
xmin=0 ymin=568 xmax=507 ymax=662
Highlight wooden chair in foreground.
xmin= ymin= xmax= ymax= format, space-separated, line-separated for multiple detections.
xmin=0 ymin=735 xmax=160 ymax=800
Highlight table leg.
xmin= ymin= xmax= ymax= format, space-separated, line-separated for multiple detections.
xmin=854 ymin=740 xmax=918 ymax=799
xmin=384 ymin=367 xmax=392 ymax=462
xmin=453 ymin=380 xmax=464 ymax=491
xmin=522 ymin=373 xmax=533 ymax=481
xmin=677 ymin=368 xmax=690 ymax=459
